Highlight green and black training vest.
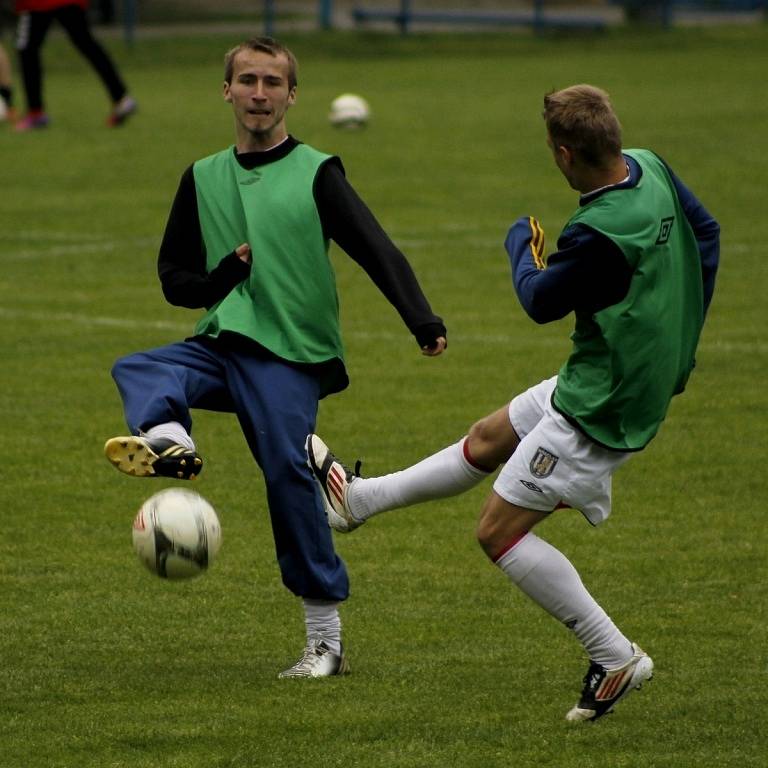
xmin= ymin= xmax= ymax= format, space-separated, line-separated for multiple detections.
xmin=191 ymin=143 xmax=344 ymax=368
xmin=553 ymin=149 xmax=705 ymax=451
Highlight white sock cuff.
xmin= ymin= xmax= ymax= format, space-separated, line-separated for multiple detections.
xmin=303 ymin=599 xmax=341 ymax=653
xmin=494 ymin=531 xmax=544 ymax=583
xmin=142 ymin=421 xmax=195 ymax=451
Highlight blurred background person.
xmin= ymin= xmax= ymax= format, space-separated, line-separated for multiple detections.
xmin=14 ymin=0 xmax=136 ymax=131
xmin=0 ymin=40 xmax=16 ymax=122
xmin=1 ymin=0 xmax=17 ymax=123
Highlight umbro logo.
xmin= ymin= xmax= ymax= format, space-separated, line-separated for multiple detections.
xmin=239 ymin=172 xmax=262 ymax=185
xmin=656 ymin=216 xmax=674 ymax=244
xmin=520 ymin=479 xmax=543 ymax=493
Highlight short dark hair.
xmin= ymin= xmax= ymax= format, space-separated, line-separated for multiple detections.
xmin=543 ymin=84 xmax=622 ymax=168
xmin=223 ymin=37 xmax=298 ymax=89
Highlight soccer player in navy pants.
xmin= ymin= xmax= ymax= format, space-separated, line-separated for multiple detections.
xmin=105 ymin=38 xmax=446 ymax=678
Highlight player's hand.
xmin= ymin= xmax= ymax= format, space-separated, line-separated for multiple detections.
xmin=421 ymin=336 xmax=447 ymax=357
xmin=236 ymin=243 xmax=252 ymax=265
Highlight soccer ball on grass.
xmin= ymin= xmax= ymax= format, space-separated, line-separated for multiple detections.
xmin=132 ymin=488 xmax=222 ymax=580
xmin=329 ymin=93 xmax=370 ymax=129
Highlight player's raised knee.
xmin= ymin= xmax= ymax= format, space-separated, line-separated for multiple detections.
xmin=466 ymin=409 xmax=518 ymax=470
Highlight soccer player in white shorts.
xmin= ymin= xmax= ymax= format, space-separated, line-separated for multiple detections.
xmin=307 ymin=84 xmax=718 ymax=720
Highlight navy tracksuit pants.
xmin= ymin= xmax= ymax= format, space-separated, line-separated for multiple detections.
xmin=111 ymin=335 xmax=349 ymax=602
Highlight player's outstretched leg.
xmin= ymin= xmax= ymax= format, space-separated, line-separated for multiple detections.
xmin=306 ymin=434 xmax=362 ymax=532
xmin=565 ymin=643 xmax=653 ymax=722
xmin=104 ymin=435 xmax=203 ymax=480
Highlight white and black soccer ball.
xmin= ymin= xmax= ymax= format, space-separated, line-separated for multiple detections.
xmin=132 ymin=488 xmax=222 ymax=580
xmin=329 ymin=93 xmax=370 ymax=129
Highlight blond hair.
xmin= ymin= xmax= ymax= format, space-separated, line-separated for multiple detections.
xmin=543 ymin=85 xmax=622 ymax=168
xmin=224 ymin=37 xmax=298 ymax=89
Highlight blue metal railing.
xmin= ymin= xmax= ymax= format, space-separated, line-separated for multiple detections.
xmin=351 ymin=0 xmax=608 ymax=34
xmin=119 ymin=1 xmax=767 ymax=42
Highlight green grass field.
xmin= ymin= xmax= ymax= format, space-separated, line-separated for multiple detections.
xmin=1 ymin=22 xmax=766 ymax=768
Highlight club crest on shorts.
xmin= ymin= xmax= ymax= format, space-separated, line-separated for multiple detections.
xmin=530 ymin=447 xmax=559 ymax=478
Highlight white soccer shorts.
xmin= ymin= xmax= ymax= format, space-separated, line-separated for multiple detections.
xmin=492 ymin=376 xmax=632 ymax=526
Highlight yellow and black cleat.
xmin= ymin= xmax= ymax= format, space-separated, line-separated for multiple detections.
xmin=104 ymin=436 xmax=203 ymax=480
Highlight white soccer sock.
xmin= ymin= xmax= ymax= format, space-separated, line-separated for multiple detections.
xmin=346 ymin=438 xmax=490 ymax=522
xmin=303 ymin=598 xmax=342 ymax=655
xmin=495 ymin=533 xmax=633 ymax=669
xmin=142 ymin=422 xmax=195 ymax=451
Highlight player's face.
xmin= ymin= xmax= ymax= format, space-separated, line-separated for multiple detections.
xmin=224 ymin=49 xmax=296 ymax=150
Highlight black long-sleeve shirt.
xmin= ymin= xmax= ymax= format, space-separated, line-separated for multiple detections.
xmin=158 ymin=137 xmax=446 ymax=351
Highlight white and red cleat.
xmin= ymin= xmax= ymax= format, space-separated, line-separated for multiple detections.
xmin=305 ymin=434 xmax=362 ymax=532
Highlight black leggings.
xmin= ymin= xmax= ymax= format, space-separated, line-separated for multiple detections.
xmin=16 ymin=4 xmax=126 ymax=112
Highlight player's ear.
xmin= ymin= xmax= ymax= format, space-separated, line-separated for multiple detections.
xmin=287 ymin=86 xmax=297 ymax=106
xmin=223 ymin=81 xmax=233 ymax=103
xmin=556 ymin=143 xmax=574 ymax=167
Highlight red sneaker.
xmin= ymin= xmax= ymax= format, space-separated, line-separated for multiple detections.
xmin=14 ymin=111 xmax=49 ymax=132
xmin=107 ymin=95 xmax=138 ymax=127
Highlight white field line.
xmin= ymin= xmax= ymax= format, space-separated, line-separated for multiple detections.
xmin=0 ymin=306 xmax=764 ymax=353
xmin=2 ymin=230 xmax=752 ymax=253
xmin=1 ymin=234 xmax=758 ymax=349
xmin=1 ymin=230 xmax=124 ymax=241
xmin=0 ymin=306 xmax=562 ymax=345
xmin=0 ymin=307 xmax=188 ymax=333
xmin=3 ymin=237 xmax=158 ymax=260
xmin=3 ymin=234 xmax=486 ymax=259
